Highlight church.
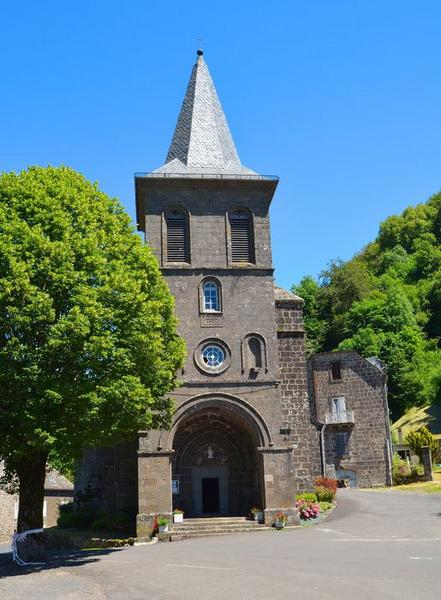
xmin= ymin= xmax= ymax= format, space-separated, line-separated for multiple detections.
xmin=75 ymin=51 xmax=393 ymax=535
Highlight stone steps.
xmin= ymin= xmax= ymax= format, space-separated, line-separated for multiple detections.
xmin=172 ymin=518 xmax=261 ymax=531
xmin=159 ymin=516 xmax=272 ymax=541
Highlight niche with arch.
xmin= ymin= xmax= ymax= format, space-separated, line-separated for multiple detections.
xmin=241 ymin=334 xmax=268 ymax=375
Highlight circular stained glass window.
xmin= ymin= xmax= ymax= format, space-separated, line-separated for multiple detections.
xmin=202 ymin=344 xmax=225 ymax=368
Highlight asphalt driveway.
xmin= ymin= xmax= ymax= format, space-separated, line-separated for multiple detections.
xmin=1 ymin=489 xmax=440 ymax=599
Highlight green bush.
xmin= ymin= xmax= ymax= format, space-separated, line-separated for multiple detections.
xmin=57 ymin=503 xmax=96 ymax=529
xmin=318 ymin=501 xmax=334 ymax=512
xmin=57 ymin=503 xmax=131 ymax=533
xmin=315 ymin=486 xmax=335 ymax=502
xmin=405 ymin=427 xmax=439 ymax=462
xmin=296 ymin=492 xmax=317 ymax=502
xmin=392 ymin=453 xmax=424 ymax=485
xmin=91 ymin=512 xmax=131 ymax=533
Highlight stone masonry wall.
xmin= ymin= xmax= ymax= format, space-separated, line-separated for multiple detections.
xmin=310 ymin=352 xmax=391 ymax=487
xmin=275 ymin=298 xmax=322 ymax=491
xmin=75 ymin=441 xmax=138 ymax=516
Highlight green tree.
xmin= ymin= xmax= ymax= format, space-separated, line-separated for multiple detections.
xmin=291 ymin=190 xmax=441 ymax=420
xmin=291 ymin=275 xmax=326 ymax=354
xmin=405 ymin=426 xmax=439 ymax=463
xmin=0 ymin=166 xmax=185 ymax=532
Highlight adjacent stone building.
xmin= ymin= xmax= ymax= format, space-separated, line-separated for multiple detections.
xmin=75 ymin=51 xmax=393 ymax=535
xmin=0 ymin=462 xmax=74 ymax=542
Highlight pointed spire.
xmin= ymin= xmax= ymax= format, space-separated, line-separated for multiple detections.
xmin=153 ymin=51 xmax=256 ymax=175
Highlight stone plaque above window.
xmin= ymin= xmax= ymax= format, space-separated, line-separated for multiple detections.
xmin=200 ymin=313 xmax=224 ymax=328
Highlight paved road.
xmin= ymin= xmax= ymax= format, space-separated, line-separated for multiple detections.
xmin=1 ymin=489 xmax=440 ymax=599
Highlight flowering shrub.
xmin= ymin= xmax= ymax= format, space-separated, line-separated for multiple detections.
xmin=274 ymin=511 xmax=286 ymax=524
xmin=318 ymin=501 xmax=333 ymax=512
xmin=315 ymin=486 xmax=335 ymax=502
xmin=314 ymin=477 xmax=338 ymax=495
xmin=151 ymin=514 xmax=159 ymax=537
xmin=296 ymin=492 xmax=317 ymax=503
xmin=296 ymin=499 xmax=320 ymax=520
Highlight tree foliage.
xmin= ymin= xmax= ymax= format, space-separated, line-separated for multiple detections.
xmin=405 ymin=427 xmax=439 ymax=462
xmin=0 ymin=166 xmax=185 ymax=530
xmin=292 ymin=191 xmax=441 ymax=418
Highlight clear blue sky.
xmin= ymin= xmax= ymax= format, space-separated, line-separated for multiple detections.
xmin=1 ymin=1 xmax=440 ymax=289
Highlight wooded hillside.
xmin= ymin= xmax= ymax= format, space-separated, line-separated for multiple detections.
xmin=293 ymin=191 xmax=441 ymax=419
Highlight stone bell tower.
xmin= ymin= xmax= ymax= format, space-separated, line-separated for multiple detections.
xmin=134 ymin=50 xmax=306 ymax=534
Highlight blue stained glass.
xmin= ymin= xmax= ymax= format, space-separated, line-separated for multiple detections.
xmin=202 ymin=345 xmax=225 ymax=368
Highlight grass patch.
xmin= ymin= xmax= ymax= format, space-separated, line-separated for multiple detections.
xmin=365 ymin=472 xmax=441 ymax=494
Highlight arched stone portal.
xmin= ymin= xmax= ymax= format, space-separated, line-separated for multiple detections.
xmin=171 ymin=405 xmax=263 ymax=516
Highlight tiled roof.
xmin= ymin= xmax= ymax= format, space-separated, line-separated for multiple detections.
xmin=44 ymin=469 xmax=74 ymax=491
xmin=274 ymin=285 xmax=303 ymax=301
xmin=153 ymin=51 xmax=256 ymax=176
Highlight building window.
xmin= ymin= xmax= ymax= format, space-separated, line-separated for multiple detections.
xmin=194 ymin=338 xmax=231 ymax=375
xmin=331 ymin=397 xmax=346 ymax=414
xmin=165 ymin=209 xmax=189 ymax=262
xmin=331 ymin=361 xmax=342 ymax=381
xmin=229 ymin=210 xmax=255 ymax=263
xmin=202 ymin=344 xmax=225 ymax=368
xmin=203 ymin=280 xmax=221 ymax=312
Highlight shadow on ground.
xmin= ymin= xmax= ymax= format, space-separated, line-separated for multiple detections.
xmin=0 ymin=547 xmax=125 ymax=579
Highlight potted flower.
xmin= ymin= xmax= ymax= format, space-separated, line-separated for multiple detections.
xmin=273 ymin=511 xmax=286 ymax=529
xmin=250 ymin=507 xmax=263 ymax=523
xmin=157 ymin=516 xmax=170 ymax=533
xmin=173 ymin=508 xmax=184 ymax=523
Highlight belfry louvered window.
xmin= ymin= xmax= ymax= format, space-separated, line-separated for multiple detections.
xmin=166 ymin=209 xmax=189 ymax=262
xmin=229 ymin=210 xmax=254 ymax=263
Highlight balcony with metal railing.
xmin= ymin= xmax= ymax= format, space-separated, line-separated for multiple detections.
xmin=325 ymin=410 xmax=355 ymax=425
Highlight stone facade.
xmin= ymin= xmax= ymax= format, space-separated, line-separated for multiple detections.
xmin=275 ymin=292 xmax=322 ymax=491
xmin=75 ymin=51 xmax=392 ymax=535
xmin=309 ymin=352 xmax=392 ymax=488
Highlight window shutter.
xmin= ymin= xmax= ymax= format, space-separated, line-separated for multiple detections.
xmin=230 ymin=211 xmax=254 ymax=263
xmin=166 ymin=210 xmax=189 ymax=262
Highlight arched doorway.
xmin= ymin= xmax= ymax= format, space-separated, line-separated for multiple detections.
xmin=171 ymin=402 xmax=263 ymax=516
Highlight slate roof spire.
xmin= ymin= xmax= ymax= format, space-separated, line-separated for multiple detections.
xmin=153 ymin=50 xmax=256 ymax=176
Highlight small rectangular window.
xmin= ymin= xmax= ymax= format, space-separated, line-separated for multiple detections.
xmin=331 ymin=362 xmax=342 ymax=381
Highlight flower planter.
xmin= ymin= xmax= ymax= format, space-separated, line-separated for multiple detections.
xmin=253 ymin=511 xmax=263 ymax=523
xmin=274 ymin=519 xmax=285 ymax=530
xmin=158 ymin=524 xmax=169 ymax=533
xmin=173 ymin=513 xmax=184 ymax=523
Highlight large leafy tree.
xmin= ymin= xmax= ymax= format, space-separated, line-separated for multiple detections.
xmin=292 ymin=190 xmax=441 ymax=419
xmin=0 ymin=166 xmax=185 ymax=531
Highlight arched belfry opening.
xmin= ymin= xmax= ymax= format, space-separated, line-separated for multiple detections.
xmin=171 ymin=401 xmax=263 ymax=516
